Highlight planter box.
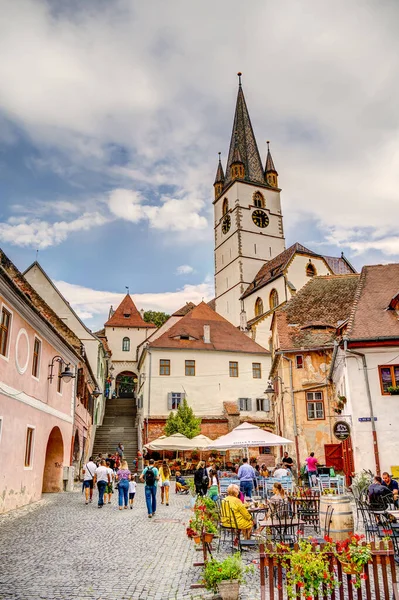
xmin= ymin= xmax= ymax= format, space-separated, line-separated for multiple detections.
xmin=218 ymin=580 xmax=240 ymax=600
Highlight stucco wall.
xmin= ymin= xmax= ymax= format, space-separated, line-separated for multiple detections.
xmin=105 ymin=326 xmax=151 ymax=364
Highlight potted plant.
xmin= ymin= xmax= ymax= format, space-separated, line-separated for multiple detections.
xmin=336 ymin=534 xmax=372 ymax=587
xmin=338 ymin=395 xmax=347 ymax=404
xmin=203 ymin=520 xmax=218 ymax=543
xmin=202 ymin=553 xmax=254 ymax=600
xmin=387 ymin=385 xmax=399 ymax=395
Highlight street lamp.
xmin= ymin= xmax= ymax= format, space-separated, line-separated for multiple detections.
xmin=92 ymin=387 xmax=102 ymax=398
xmin=48 ymin=356 xmax=75 ymax=383
xmin=264 ymin=381 xmax=275 ymax=399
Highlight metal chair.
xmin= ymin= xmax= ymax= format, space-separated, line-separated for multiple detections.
xmin=312 ymin=504 xmax=334 ymax=543
xmin=218 ymin=499 xmax=237 ymax=553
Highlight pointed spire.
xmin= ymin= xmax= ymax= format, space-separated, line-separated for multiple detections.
xmin=214 ymin=152 xmax=225 ymax=185
xmin=224 ymin=73 xmax=265 ymax=187
xmin=265 ymin=141 xmax=279 ymax=187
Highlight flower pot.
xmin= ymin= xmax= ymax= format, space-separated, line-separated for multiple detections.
xmin=203 ymin=532 xmax=214 ymax=543
xmin=218 ymin=579 xmax=240 ymax=600
xmin=193 ymin=535 xmax=201 ymax=544
xmin=339 ymin=559 xmax=362 ymax=575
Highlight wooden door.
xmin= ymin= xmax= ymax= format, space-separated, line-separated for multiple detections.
xmin=342 ymin=436 xmax=355 ymax=484
xmin=324 ymin=443 xmax=343 ymax=472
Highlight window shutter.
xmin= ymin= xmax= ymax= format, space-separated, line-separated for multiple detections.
xmin=247 ymin=398 xmax=252 ymax=411
xmin=238 ymin=398 xmax=243 ymax=411
xmin=167 ymin=393 xmax=173 ymax=410
xmin=263 ymin=399 xmax=270 ymax=412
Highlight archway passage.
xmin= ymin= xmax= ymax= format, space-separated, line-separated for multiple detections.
xmin=42 ymin=426 xmax=64 ymax=493
xmin=116 ymin=371 xmax=137 ymax=398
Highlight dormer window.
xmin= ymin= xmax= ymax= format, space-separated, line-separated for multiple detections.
xmin=124 ymin=313 xmax=131 ymax=318
xmin=180 ymin=335 xmax=190 ymax=340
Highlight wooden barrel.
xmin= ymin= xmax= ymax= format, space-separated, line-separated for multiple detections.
xmin=319 ymin=495 xmax=354 ymax=541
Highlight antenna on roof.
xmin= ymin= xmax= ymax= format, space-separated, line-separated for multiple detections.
xmin=35 ymin=249 xmax=39 ymax=262
xmin=237 ymin=72 xmax=242 ymax=86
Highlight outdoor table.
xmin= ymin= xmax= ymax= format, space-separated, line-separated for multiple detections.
xmin=248 ymin=506 xmax=268 ymax=526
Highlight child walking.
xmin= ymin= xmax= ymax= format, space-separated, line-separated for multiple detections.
xmin=128 ymin=474 xmax=137 ymax=509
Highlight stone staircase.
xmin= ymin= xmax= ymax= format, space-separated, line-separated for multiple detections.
xmin=92 ymin=397 xmax=138 ymax=466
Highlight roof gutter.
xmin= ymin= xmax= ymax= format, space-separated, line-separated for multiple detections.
xmin=328 ymin=340 xmax=340 ymax=381
xmin=343 ymin=338 xmax=380 ymax=475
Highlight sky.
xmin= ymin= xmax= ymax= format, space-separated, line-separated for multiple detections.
xmin=1 ymin=0 xmax=399 ymax=331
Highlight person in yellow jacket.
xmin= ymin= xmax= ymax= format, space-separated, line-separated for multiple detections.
xmin=221 ymin=484 xmax=253 ymax=539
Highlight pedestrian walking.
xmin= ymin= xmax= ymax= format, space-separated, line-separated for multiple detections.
xmin=82 ymin=456 xmax=97 ymax=504
xmin=116 ymin=442 xmax=124 ymax=459
xmin=94 ymin=459 xmax=111 ymax=508
xmin=116 ymin=460 xmax=131 ymax=510
xmin=104 ymin=462 xmax=115 ymax=504
xmin=159 ymin=461 xmax=171 ymax=506
xmin=128 ymin=474 xmax=136 ymax=509
xmin=140 ymin=458 xmax=159 ymax=518
xmin=194 ymin=461 xmax=209 ymax=496
xmin=305 ymin=452 xmax=318 ymax=486
xmin=106 ymin=453 xmax=116 ymax=470
xmin=237 ymin=457 xmax=256 ymax=499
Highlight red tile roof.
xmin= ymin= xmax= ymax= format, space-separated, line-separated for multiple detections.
xmin=94 ymin=328 xmax=112 ymax=355
xmin=223 ymin=401 xmax=240 ymax=416
xmin=172 ymin=302 xmax=196 ymax=317
xmin=104 ymin=294 xmax=156 ymax=328
xmin=275 ymin=274 xmax=359 ymax=350
xmin=347 ymin=264 xmax=399 ymax=341
xmin=149 ymin=301 xmax=269 ymax=354
xmin=322 ymin=255 xmax=356 ymax=275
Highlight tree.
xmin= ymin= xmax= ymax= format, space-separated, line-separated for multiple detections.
xmin=164 ymin=398 xmax=201 ymax=439
xmin=143 ymin=310 xmax=170 ymax=328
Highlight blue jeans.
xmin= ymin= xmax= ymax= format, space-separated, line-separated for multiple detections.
xmin=97 ymin=481 xmax=106 ymax=506
xmin=240 ymin=480 xmax=253 ymax=498
xmin=145 ymin=485 xmax=157 ymax=515
xmin=118 ymin=479 xmax=129 ymax=507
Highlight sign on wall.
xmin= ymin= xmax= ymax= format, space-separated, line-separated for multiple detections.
xmin=333 ymin=420 xmax=351 ymax=442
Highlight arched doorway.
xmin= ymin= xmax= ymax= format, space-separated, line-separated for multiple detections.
xmin=42 ymin=426 xmax=64 ymax=493
xmin=116 ymin=371 xmax=137 ymax=398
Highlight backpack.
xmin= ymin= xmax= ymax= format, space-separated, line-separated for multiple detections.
xmin=145 ymin=467 xmax=156 ymax=486
xmin=202 ymin=473 xmax=209 ymax=487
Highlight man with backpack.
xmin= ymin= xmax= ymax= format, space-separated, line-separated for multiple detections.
xmin=140 ymin=459 xmax=159 ymax=518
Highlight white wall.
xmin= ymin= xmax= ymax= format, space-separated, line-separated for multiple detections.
xmin=139 ymin=348 xmax=271 ymax=419
xmin=335 ymin=346 xmax=399 ymax=474
xmin=286 ymin=255 xmax=331 ymax=294
xmin=106 ymin=326 xmax=152 ymax=364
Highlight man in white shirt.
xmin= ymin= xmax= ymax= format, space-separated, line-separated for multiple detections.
xmin=93 ymin=460 xmax=111 ymax=508
xmin=273 ymin=464 xmax=290 ymax=479
xmin=82 ymin=456 xmax=97 ymax=505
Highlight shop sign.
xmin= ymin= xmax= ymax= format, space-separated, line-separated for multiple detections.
xmin=333 ymin=420 xmax=351 ymax=441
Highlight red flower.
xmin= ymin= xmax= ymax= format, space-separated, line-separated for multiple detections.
xmin=324 ymin=535 xmax=333 ymax=543
xmin=297 ymin=582 xmax=304 ymax=588
xmin=382 ymin=529 xmax=393 ymax=535
xmin=361 ymin=574 xmax=368 ymax=580
xmin=277 ymin=584 xmax=282 ymax=590
xmin=323 ymin=572 xmax=328 ymax=579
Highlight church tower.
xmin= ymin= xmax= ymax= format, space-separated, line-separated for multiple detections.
xmin=214 ymin=74 xmax=286 ymax=326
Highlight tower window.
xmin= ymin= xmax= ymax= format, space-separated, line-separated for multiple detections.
xmin=306 ymin=262 xmax=317 ymax=277
xmin=269 ymin=289 xmax=279 ymax=310
xmin=253 ymin=191 xmax=265 ymax=208
xmin=222 ymin=198 xmax=229 ymax=215
xmin=255 ymin=297 xmax=264 ymax=317
xmin=122 ymin=337 xmax=130 ymax=352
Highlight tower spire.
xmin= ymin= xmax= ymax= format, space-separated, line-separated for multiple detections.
xmin=224 ymin=73 xmax=264 ymax=188
xmin=265 ymin=140 xmax=279 ymax=187
xmin=213 ymin=152 xmax=225 ymax=199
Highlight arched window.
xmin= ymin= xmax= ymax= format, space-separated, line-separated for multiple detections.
xmin=255 ymin=297 xmax=264 ymax=317
xmin=306 ymin=262 xmax=317 ymax=277
xmin=269 ymin=288 xmax=279 ymax=310
xmin=122 ymin=337 xmax=130 ymax=352
xmin=253 ymin=191 xmax=265 ymax=208
xmin=222 ymin=198 xmax=229 ymax=215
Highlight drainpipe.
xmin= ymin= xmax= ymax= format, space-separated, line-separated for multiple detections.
xmin=280 ymin=353 xmax=301 ymax=469
xmin=344 ymin=340 xmax=380 ymax=475
xmin=146 ymin=347 xmax=152 ymax=445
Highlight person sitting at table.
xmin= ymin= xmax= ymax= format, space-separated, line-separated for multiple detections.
xmin=175 ymin=471 xmax=189 ymax=493
xmin=368 ymin=476 xmax=391 ymax=505
xmin=273 ymin=463 xmax=290 ymax=479
xmin=382 ymin=472 xmax=399 ymax=506
xmin=260 ymin=464 xmax=269 ymax=478
xmin=268 ymin=482 xmax=288 ymax=512
xmin=221 ymin=484 xmax=253 ymax=540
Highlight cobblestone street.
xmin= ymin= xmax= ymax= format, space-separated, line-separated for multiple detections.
xmin=0 ymin=485 xmax=261 ymax=600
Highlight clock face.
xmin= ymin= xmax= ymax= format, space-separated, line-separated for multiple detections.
xmin=222 ymin=214 xmax=231 ymax=234
xmin=252 ymin=209 xmax=269 ymax=228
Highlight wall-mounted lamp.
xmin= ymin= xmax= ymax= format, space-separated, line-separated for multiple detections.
xmin=48 ymin=356 xmax=75 ymax=384
xmin=92 ymin=387 xmax=102 ymax=398
xmin=264 ymin=381 xmax=275 ymax=399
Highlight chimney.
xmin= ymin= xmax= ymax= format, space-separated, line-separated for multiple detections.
xmin=140 ymin=309 xmax=145 ymax=320
xmin=203 ymin=325 xmax=211 ymax=344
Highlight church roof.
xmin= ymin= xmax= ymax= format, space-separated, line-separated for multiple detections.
xmin=275 ymin=274 xmax=360 ymax=350
xmin=149 ymin=301 xmax=268 ymax=354
xmin=224 ymin=79 xmax=265 ymax=188
xmin=172 ymin=302 xmax=196 ymax=317
xmin=104 ymin=294 xmax=156 ymax=328
xmin=265 ymin=143 xmax=277 ymax=174
xmin=214 ymin=155 xmax=225 ymax=185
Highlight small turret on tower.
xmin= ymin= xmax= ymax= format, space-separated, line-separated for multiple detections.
xmin=213 ymin=152 xmax=225 ymax=200
xmin=265 ymin=141 xmax=278 ymax=188
xmin=230 ymin=133 xmax=245 ymax=180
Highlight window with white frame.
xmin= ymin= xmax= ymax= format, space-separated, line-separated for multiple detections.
xmin=306 ymin=391 xmax=324 ymax=420
xmin=0 ymin=306 xmax=11 ymax=358
xmin=238 ymin=398 xmax=252 ymax=411
xmin=167 ymin=392 xmax=185 ymax=410
xmin=256 ymin=398 xmax=270 ymax=412
xmin=252 ymin=363 xmax=262 ymax=378
xmin=24 ymin=426 xmax=35 ymax=467
xmin=122 ymin=337 xmax=130 ymax=352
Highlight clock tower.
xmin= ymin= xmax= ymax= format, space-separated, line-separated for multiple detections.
xmin=214 ymin=74 xmax=286 ymax=326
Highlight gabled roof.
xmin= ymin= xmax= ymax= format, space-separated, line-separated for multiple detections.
xmin=242 ymin=243 xmax=317 ymax=299
xmin=149 ymin=301 xmax=269 ymax=354
xmin=274 ymin=274 xmax=360 ymax=350
xmin=172 ymin=302 xmax=196 ymax=317
xmin=1 ymin=250 xmax=82 ymax=356
xmin=224 ymin=81 xmax=265 ymax=189
xmin=347 ymin=264 xmax=399 ymax=342
xmin=322 ymin=255 xmax=356 ymax=275
xmin=104 ymin=294 xmax=156 ymax=328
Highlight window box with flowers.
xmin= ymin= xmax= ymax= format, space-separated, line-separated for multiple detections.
xmin=387 ymin=385 xmax=399 ymax=395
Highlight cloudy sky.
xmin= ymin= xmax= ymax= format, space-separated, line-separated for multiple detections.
xmin=1 ymin=0 xmax=399 ymax=330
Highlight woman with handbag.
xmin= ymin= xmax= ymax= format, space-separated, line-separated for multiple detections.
xmin=194 ymin=461 xmax=209 ymax=496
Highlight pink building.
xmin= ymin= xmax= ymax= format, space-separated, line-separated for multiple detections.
xmin=0 ymin=250 xmax=92 ymax=513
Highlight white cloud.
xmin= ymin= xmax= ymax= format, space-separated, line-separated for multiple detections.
xmin=54 ymin=277 xmax=214 ymax=328
xmin=0 ymin=212 xmax=109 ymax=249
xmin=176 ymin=264 xmax=194 ymax=275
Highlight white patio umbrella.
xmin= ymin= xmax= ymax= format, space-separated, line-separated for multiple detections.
xmin=206 ymin=422 xmax=292 ymax=450
xmin=191 ymin=434 xmax=214 ymax=449
xmin=144 ymin=432 xmax=199 ymax=451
